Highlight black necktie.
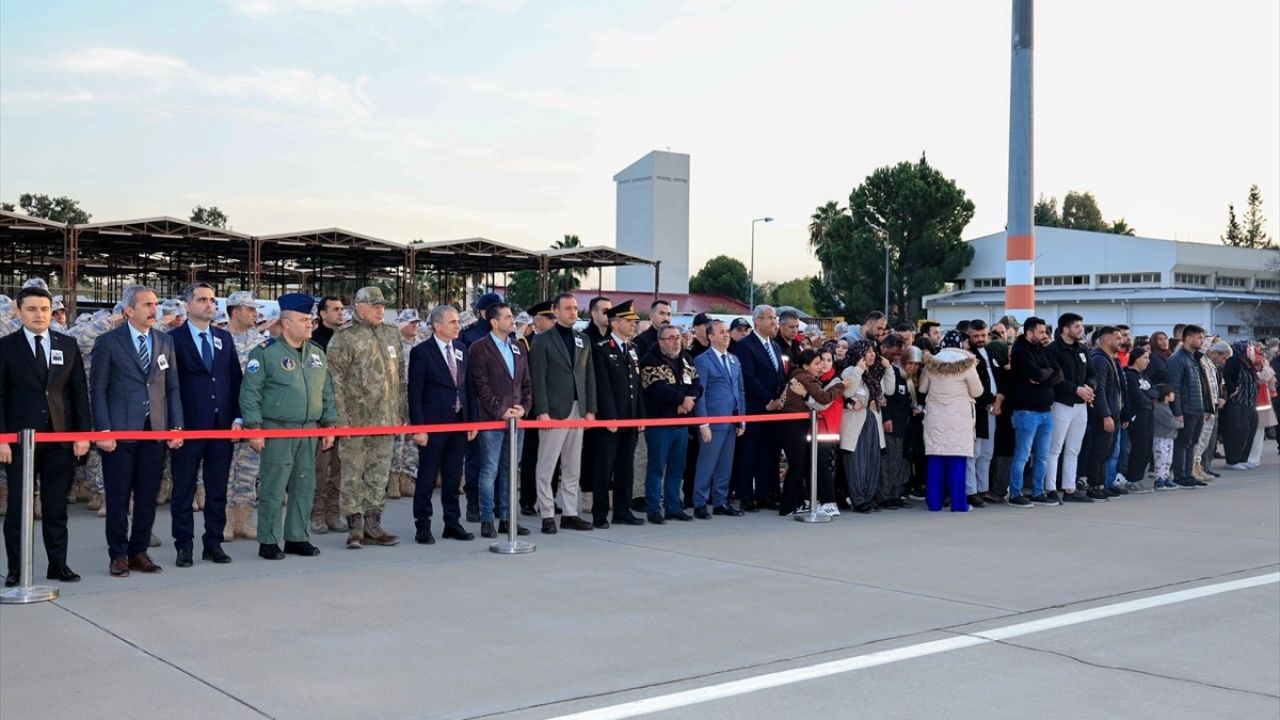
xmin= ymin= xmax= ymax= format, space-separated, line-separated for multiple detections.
xmin=200 ymin=332 xmax=214 ymax=373
xmin=34 ymin=334 xmax=48 ymax=383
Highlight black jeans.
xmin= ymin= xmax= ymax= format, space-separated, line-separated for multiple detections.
xmin=1125 ymin=414 xmax=1153 ymax=483
xmin=1173 ymin=414 xmax=1205 ymax=482
xmin=1086 ymin=416 xmax=1118 ymax=490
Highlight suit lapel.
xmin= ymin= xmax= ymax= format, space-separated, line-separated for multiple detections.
xmin=18 ymin=331 xmax=48 ymax=387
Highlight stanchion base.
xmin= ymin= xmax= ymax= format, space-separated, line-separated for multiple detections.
xmin=793 ymin=512 xmax=833 ymax=524
xmin=490 ymin=540 xmax=536 ymax=554
xmin=0 ymin=585 xmax=60 ymax=604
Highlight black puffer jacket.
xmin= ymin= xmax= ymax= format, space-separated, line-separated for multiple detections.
xmin=1045 ymin=338 xmax=1094 ymax=406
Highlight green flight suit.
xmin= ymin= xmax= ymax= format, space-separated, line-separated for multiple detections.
xmin=239 ymin=337 xmax=338 ymax=545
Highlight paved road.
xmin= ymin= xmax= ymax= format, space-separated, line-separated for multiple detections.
xmin=3 ymin=454 xmax=1277 ymax=720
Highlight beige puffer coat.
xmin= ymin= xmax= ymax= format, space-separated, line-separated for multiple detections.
xmin=918 ymin=348 xmax=983 ymax=458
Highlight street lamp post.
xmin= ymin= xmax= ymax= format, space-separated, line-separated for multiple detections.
xmin=749 ymin=216 xmax=774 ymax=309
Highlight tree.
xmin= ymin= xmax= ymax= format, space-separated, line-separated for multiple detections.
xmin=1034 ymin=194 xmax=1061 ymax=227
xmin=549 ymin=234 xmax=588 ymax=292
xmin=17 ymin=193 xmax=91 ymax=223
xmin=1060 ymin=191 xmax=1106 ymax=232
xmin=690 ymin=255 xmax=752 ymax=303
xmin=0 ymin=201 xmax=14 ymax=212
xmin=1221 ymin=203 xmax=1245 ymax=246
xmin=505 ymin=270 xmax=540 ymax=313
xmin=812 ymin=153 xmax=975 ymax=323
xmin=771 ymin=277 xmax=817 ymax=316
xmin=1241 ymin=184 xmax=1273 ymax=249
xmin=190 ymin=205 xmax=229 ymax=228
xmin=1108 ymin=218 xmax=1136 ymax=236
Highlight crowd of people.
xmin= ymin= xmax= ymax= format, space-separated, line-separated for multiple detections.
xmin=2 ymin=279 xmax=1278 ymax=585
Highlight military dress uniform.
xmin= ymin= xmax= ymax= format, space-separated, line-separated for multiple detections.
xmin=325 ymin=287 xmax=406 ymax=546
xmin=589 ymin=301 xmax=647 ymax=527
xmin=238 ymin=294 xmax=337 ymax=558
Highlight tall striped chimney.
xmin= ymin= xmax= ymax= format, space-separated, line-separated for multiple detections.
xmin=1005 ymin=0 xmax=1034 ymax=322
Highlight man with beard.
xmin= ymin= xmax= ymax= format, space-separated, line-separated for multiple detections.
xmin=1044 ymin=313 xmax=1096 ymax=503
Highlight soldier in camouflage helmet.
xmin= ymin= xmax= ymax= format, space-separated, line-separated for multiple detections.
xmin=326 ymin=286 xmax=406 ymax=548
xmin=225 ymin=291 xmax=267 ymax=541
xmin=389 ymin=307 xmax=423 ymax=499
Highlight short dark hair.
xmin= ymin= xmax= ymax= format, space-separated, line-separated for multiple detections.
xmin=779 ymin=309 xmax=801 ymax=325
xmin=880 ymin=333 xmax=905 ymax=349
xmin=485 ymin=302 xmax=510 ymax=327
xmin=1057 ymin=313 xmax=1083 ymax=332
xmin=894 ymin=323 xmax=913 ymax=333
xmin=968 ymin=319 xmax=988 ymax=332
xmin=795 ymin=348 xmax=822 ymax=368
xmin=862 ymin=310 xmax=885 ymax=324
xmin=180 ymin=282 xmax=214 ymax=303
xmin=1023 ymin=316 xmax=1046 ymax=335
xmin=318 ymin=296 xmax=342 ymax=312
xmin=955 ymin=320 xmax=971 ymax=334
xmin=1116 ymin=324 xmax=1130 ymax=331
xmin=920 ymin=321 xmax=940 ymax=333
xmin=1095 ymin=325 xmax=1119 ymax=340
xmin=1156 ymin=383 xmax=1175 ymax=402
xmin=588 ymin=296 xmax=611 ymax=313
xmin=658 ymin=324 xmax=681 ymax=338
xmin=650 ymin=300 xmax=671 ymax=312
xmin=1181 ymin=324 xmax=1205 ymax=339
xmin=553 ymin=292 xmax=576 ymax=308
xmin=16 ymin=286 xmax=53 ymax=307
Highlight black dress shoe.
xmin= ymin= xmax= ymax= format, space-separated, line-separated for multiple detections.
xmin=560 ymin=515 xmax=593 ymax=531
xmin=258 ymin=543 xmax=285 ymax=560
xmin=283 ymin=541 xmax=321 ymax=556
xmin=480 ymin=522 xmax=498 ymax=538
xmin=694 ymin=507 xmax=711 ymax=520
xmin=466 ymin=508 xmax=481 ymax=524
xmin=613 ymin=514 xmax=646 ymax=526
xmin=630 ymin=497 xmax=648 ymax=512
xmin=202 ymin=546 xmax=232 ymax=564
xmin=966 ymin=494 xmax=987 ymax=508
xmin=175 ymin=549 xmax=194 ymax=568
xmin=666 ymin=511 xmax=693 ymax=522
xmin=646 ymin=513 xmax=666 ymax=525
xmin=592 ymin=519 xmax=611 ymax=529
xmin=4 ymin=571 xmax=18 ymax=587
xmin=714 ymin=505 xmax=744 ymax=517
xmin=415 ymin=525 xmax=436 ymax=544
xmin=442 ymin=524 xmax=475 ymax=541
xmin=519 ymin=505 xmax=537 ymax=517
xmin=498 ymin=520 xmax=530 ymax=536
xmin=47 ymin=566 xmax=80 ymax=582
xmin=741 ymin=500 xmax=760 ymax=513
xmin=541 ymin=518 xmax=557 ymax=534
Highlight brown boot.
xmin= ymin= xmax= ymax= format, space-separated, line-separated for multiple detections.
xmin=194 ymin=483 xmax=206 ymax=511
xmin=236 ymin=506 xmax=258 ymax=541
xmin=346 ymin=514 xmax=364 ymax=549
xmin=363 ymin=509 xmax=400 ymax=546
xmin=325 ymin=513 xmax=348 ymax=533
xmin=386 ymin=472 xmax=402 ymax=499
xmin=86 ymin=490 xmax=103 ymax=512
xmin=224 ymin=507 xmax=237 ymax=542
xmin=0 ymin=485 xmax=7 ymax=515
xmin=156 ymin=476 xmax=172 ymax=505
xmin=400 ymin=473 xmax=416 ymax=497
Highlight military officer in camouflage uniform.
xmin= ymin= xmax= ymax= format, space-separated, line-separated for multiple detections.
xmin=226 ymin=291 xmax=266 ymax=541
xmin=388 ymin=308 xmax=422 ymax=499
xmin=326 ymin=286 xmax=406 ymax=548
xmin=239 ymin=293 xmax=337 ymax=560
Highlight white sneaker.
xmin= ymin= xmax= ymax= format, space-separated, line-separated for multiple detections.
xmin=819 ymin=502 xmax=840 ymax=517
xmin=1225 ymin=463 xmax=1250 ymax=471
xmin=1115 ymin=473 xmax=1127 ymax=485
xmin=1245 ymin=462 xmax=1260 ymax=469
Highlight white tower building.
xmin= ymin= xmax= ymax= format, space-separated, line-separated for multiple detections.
xmin=614 ymin=150 xmax=689 ymax=294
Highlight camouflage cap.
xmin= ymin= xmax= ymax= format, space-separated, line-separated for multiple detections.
xmin=514 ymin=311 xmax=532 ymax=325
xmin=256 ymin=307 xmax=281 ymax=325
xmin=397 ymin=308 xmax=419 ymax=324
xmin=226 ymin=290 xmax=258 ymax=308
xmin=51 ymin=295 xmax=66 ymax=312
xmin=21 ymin=277 xmax=50 ymax=291
xmin=214 ymin=310 xmax=229 ymax=324
xmin=353 ymin=286 xmax=387 ymax=306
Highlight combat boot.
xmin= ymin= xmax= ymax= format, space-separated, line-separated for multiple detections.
xmin=224 ymin=509 xmax=236 ymax=542
xmin=156 ymin=476 xmax=172 ymax=505
xmin=325 ymin=513 xmax=348 ymax=533
xmin=236 ymin=506 xmax=258 ymax=541
xmin=346 ymin=514 xmax=365 ymax=549
xmin=0 ymin=484 xmax=7 ymax=515
xmin=386 ymin=472 xmax=402 ymax=499
xmin=400 ymin=474 xmax=416 ymax=497
xmin=364 ymin=509 xmax=400 ymax=546
xmin=310 ymin=516 xmax=330 ymax=534
xmin=86 ymin=490 xmax=104 ymax=512
xmin=194 ymin=484 xmax=206 ymax=511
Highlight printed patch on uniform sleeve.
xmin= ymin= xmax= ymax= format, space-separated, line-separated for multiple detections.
xmin=281 ymin=356 xmax=297 ymax=371
xmin=247 ymin=359 xmax=261 ymax=373
xmin=309 ymin=353 xmax=324 ymax=368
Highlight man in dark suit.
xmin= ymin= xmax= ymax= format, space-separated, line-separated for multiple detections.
xmin=409 ymin=304 xmax=476 ymax=544
xmin=168 ymin=283 xmax=241 ymax=567
xmin=632 ymin=299 xmax=672 ymax=357
xmin=467 ymin=302 xmax=532 ymax=538
xmin=966 ymin=320 xmax=1005 ymax=507
xmin=529 ymin=293 xmax=596 ymax=534
xmin=456 ymin=292 xmax=503 ymax=522
xmin=91 ymin=284 xmax=184 ymax=578
xmin=588 ymin=300 xmax=646 ymax=529
xmin=730 ymin=305 xmax=786 ymax=511
xmin=1 ymin=286 xmax=92 ymax=586
xmin=693 ymin=319 xmax=746 ymax=518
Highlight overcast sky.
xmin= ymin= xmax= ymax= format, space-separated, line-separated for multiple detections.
xmin=2 ymin=0 xmax=1277 ymax=286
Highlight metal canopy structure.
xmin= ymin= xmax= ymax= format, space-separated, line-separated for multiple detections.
xmin=1 ymin=211 xmax=661 ymax=312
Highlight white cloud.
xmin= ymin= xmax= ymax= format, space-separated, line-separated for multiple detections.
xmin=229 ymin=0 xmax=521 ymax=18
xmin=0 ymin=90 xmax=102 ymax=104
xmin=589 ymin=6 xmax=760 ymax=69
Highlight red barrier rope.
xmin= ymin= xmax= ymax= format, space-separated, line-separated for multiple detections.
xmin=0 ymin=412 xmax=809 ymax=445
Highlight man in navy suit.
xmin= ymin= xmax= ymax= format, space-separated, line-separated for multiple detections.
xmin=729 ymin=305 xmax=786 ymax=511
xmin=693 ymin=320 xmax=747 ymax=518
xmin=1 ymin=286 xmax=92 ymax=586
xmin=91 ymin=285 xmax=184 ymax=578
xmin=408 ymin=305 xmax=476 ymax=544
xmin=168 ymin=283 xmax=242 ymax=567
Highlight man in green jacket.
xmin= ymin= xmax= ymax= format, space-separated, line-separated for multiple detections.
xmin=239 ymin=293 xmax=337 ymax=560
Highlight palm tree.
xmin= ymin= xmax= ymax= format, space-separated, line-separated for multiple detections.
xmin=809 ymin=201 xmax=846 ymax=286
xmin=1108 ymin=218 xmax=1136 ymax=236
xmin=550 ymin=234 xmax=589 ymax=292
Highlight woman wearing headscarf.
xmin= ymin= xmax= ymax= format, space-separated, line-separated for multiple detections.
xmin=901 ymin=345 xmax=928 ymax=502
xmin=1122 ymin=346 xmax=1159 ymax=492
xmin=1146 ymin=331 xmax=1172 ymax=385
xmin=1249 ymin=342 xmax=1276 ymax=469
xmin=780 ymin=349 xmax=845 ymax=515
xmin=1220 ymin=339 xmax=1258 ymax=469
xmin=918 ymin=330 xmax=983 ymax=512
xmin=839 ymin=340 xmax=896 ymax=513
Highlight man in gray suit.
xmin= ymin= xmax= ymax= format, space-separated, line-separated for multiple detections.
xmin=91 ymin=285 xmax=184 ymax=578
xmin=529 ymin=293 xmax=596 ymax=534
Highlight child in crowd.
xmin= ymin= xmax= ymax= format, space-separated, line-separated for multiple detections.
xmin=1151 ymin=384 xmax=1183 ymax=491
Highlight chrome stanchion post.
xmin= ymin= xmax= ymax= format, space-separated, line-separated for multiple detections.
xmin=795 ymin=409 xmax=831 ymax=524
xmin=491 ymin=417 xmax=535 ymax=554
xmin=1 ymin=429 xmax=60 ymax=604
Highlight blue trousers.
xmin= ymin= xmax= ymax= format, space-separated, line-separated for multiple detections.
xmin=693 ymin=426 xmax=737 ymax=508
xmin=926 ymin=455 xmax=968 ymax=512
xmin=645 ymin=426 xmax=689 ymax=515
xmin=169 ymin=438 xmax=232 ymax=552
xmin=478 ymin=427 xmax=524 ymax=523
xmin=1010 ymin=410 xmax=1054 ymax=498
